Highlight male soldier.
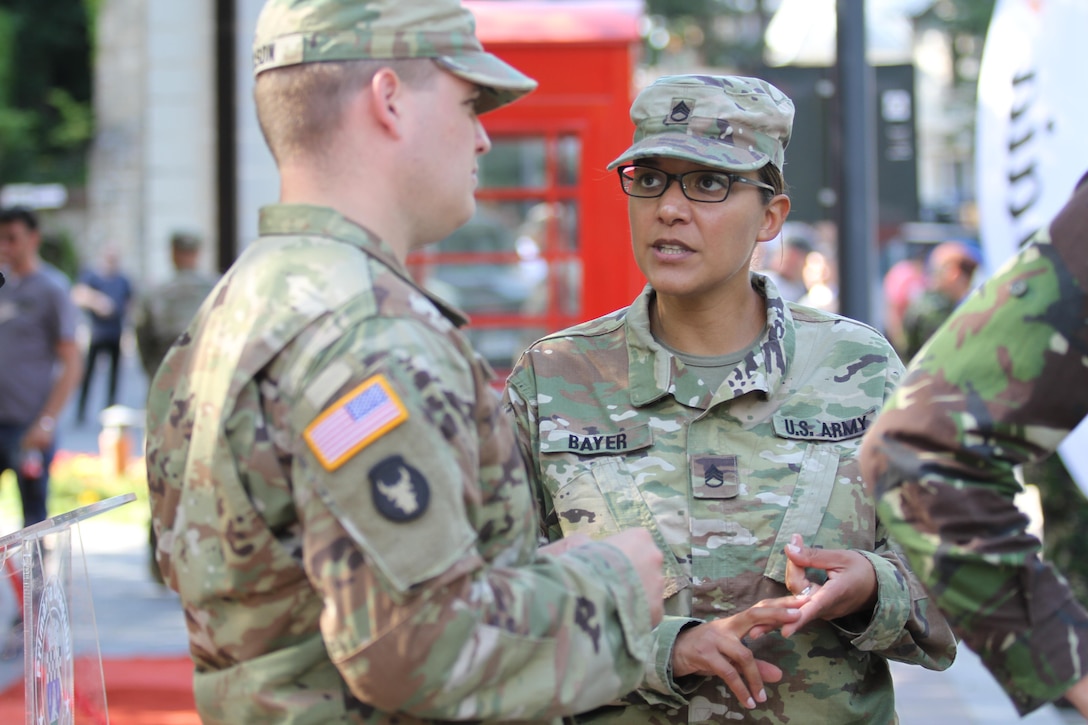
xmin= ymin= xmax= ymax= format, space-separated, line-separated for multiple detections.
xmin=144 ymin=1 xmax=665 ymax=723
xmin=899 ymin=240 xmax=979 ymax=360
xmin=133 ymin=231 xmax=216 ymax=377
xmin=133 ymin=230 xmax=216 ymax=584
xmin=860 ymin=174 xmax=1088 ymax=717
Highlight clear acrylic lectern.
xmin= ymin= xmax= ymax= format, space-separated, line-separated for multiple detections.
xmin=0 ymin=493 xmax=136 ymax=724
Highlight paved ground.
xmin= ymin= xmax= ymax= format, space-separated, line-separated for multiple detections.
xmin=1 ymin=347 xmax=1083 ymax=723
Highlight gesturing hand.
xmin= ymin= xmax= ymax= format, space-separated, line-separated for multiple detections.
xmin=671 ymin=595 xmax=806 ymax=710
xmin=781 ymin=533 xmax=878 ymax=638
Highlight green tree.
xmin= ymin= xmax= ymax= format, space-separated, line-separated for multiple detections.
xmin=0 ymin=0 xmax=94 ymax=186
xmin=645 ymin=0 xmax=775 ymax=72
xmin=644 ymin=0 xmax=996 ymax=78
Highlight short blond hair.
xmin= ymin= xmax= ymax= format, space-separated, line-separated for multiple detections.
xmin=255 ymin=58 xmax=439 ymax=165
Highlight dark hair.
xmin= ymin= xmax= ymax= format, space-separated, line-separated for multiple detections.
xmin=757 ymin=164 xmax=788 ymax=204
xmin=956 ymin=256 xmax=979 ymax=276
xmin=0 ymin=206 xmax=39 ymax=231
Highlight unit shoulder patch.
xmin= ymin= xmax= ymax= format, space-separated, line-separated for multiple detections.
xmin=369 ymin=455 xmax=430 ymax=522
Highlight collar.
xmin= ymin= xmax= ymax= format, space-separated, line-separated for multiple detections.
xmin=257 ymin=204 xmax=469 ymax=327
xmin=626 ymin=273 xmax=796 ymax=409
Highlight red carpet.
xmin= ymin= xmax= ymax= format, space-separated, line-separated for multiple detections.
xmin=0 ymin=655 xmax=199 ymax=724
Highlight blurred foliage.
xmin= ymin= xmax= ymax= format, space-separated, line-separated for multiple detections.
xmin=644 ymin=0 xmax=775 ymax=73
xmin=0 ymin=0 xmax=95 ymax=187
xmin=643 ymin=0 xmax=996 ymax=79
xmin=40 ymin=228 xmax=80 ymax=281
xmin=914 ymin=0 xmax=996 ymax=91
xmin=0 ymin=450 xmax=149 ymax=532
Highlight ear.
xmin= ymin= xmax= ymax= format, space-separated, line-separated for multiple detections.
xmin=756 ymin=194 xmax=791 ymax=242
xmin=368 ymin=67 xmax=407 ymax=138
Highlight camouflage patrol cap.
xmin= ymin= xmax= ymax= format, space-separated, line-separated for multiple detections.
xmin=252 ymin=0 xmax=537 ymax=113
xmin=608 ymin=74 xmax=794 ymax=172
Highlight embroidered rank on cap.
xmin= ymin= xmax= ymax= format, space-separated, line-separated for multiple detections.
xmin=664 ymin=97 xmax=695 ymax=125
xmin=304 ymin=374 xmax=408 ymax=471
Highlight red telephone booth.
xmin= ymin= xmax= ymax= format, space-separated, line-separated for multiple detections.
xmin=406 ymin=0 xmax=646 ymax=378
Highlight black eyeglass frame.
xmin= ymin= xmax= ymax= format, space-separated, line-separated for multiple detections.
xmin=616 ymin=164 xmax=776 ymax=203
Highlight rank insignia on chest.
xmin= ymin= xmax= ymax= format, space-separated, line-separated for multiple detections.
xmin=304 ymin=374 xmax=408 ymax=471
xmin=691 ymin=455 xmax=739 ymax=499
xmin=369 ymin=455 xmax=430 ymax=522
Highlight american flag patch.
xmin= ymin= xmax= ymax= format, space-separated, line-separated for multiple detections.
xmin=304 ymin=374 xmax=409 ymax=471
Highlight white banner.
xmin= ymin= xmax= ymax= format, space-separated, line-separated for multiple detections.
xmin=976 ymin=0 xmax=1088 ymax=491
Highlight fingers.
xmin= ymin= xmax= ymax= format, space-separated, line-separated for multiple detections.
xmin=671 ymin=603 xmax=802 ymax=709
xmin=706 ymin=648 xmax=764 ymax=710
xmin=784 ymin=546 xmax=812 ymax=597
xmin=744 ymin=597 xmax=807 ymax=638
xmin=780 ymin=592 xmax=827 ymax=638
xmin=703 ymin=648 xmax=786 ymax=710
xmin=785 ymin=532 xmax=827 ymax=568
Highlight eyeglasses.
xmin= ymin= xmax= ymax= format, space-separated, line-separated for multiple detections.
xmin=617 ymin=165 xmax=776 ymax=203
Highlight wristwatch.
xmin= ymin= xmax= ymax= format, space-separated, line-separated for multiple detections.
xmin=37 ymin=416 xmax=56 ymax=433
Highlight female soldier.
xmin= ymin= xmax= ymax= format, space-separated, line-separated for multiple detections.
xmin=503 ymin=74 xmax=955 ymax=724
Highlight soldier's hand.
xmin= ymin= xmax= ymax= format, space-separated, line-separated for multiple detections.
xmin=1063 ymin=673 xmax=1088 ymax=717
xmin=671 ymin=596 xmax=805 ymax=709
xmin=603 ymin=528 xmax=665 ymax=626
xmin=781 ymin=533 xmax=878 ymax=638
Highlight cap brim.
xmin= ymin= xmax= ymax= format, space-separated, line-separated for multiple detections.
xmin=434 ymin=52 xmax=537 ymax=114
xmin=607 ymin=133 xmax=769 ymax=172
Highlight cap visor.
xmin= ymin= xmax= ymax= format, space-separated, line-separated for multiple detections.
xmin=607 ymin=134 xmax=768 ymax=172
xmin=434 ymin=52 xmax=537 ymax=113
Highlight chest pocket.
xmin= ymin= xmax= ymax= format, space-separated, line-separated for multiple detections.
xmin=541 ymin=423 xmax=692 ymax=598
xmin=759 ymin=406 xmax=879 ymax=583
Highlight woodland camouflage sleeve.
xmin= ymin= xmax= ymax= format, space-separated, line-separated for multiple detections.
xmin=860 ymin=182 xmax=1088 ymax=714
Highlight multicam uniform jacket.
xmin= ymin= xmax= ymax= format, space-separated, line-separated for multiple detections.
xmin=504 ymin=276 xmax=956 ymax=725
xmin=862 ymin=181 xmax=1088 ymax=715
xmin=145 ymin=204 xmax=656 ymax=724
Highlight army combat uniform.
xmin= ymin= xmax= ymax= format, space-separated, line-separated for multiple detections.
xmin=862 ymin=181 xmax=1088 ymax=715
xmin=146 ymin=205 xmax=655 ymax=724
xmin=133 ymin=266 xmax=217 ymax=377
xmin=504 ymin=276 xmax=956 ymax=724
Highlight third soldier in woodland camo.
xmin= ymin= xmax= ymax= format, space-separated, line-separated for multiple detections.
xmin=862 ymin=175 xmax=1088 ymax=716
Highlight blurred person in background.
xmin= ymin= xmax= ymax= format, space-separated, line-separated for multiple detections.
xmin=0 ymin=206 xmax=81 ymax=529
xmin=796 ymin=245 xmax=838 ymax=313
xmin=72 ymin=244 xmax=133 ymax=424
xmin=133 ymin=229 xmax=217 ymax=585
xmin=881 ymin=254 xmax=927 ymax=358
xmin=753 ymin=222 xmax=813 ymax=303
xmin=133 ymin=231 xmax=216 ymax=378
xmin=899 ymin=241 xmax=979 ymax=361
